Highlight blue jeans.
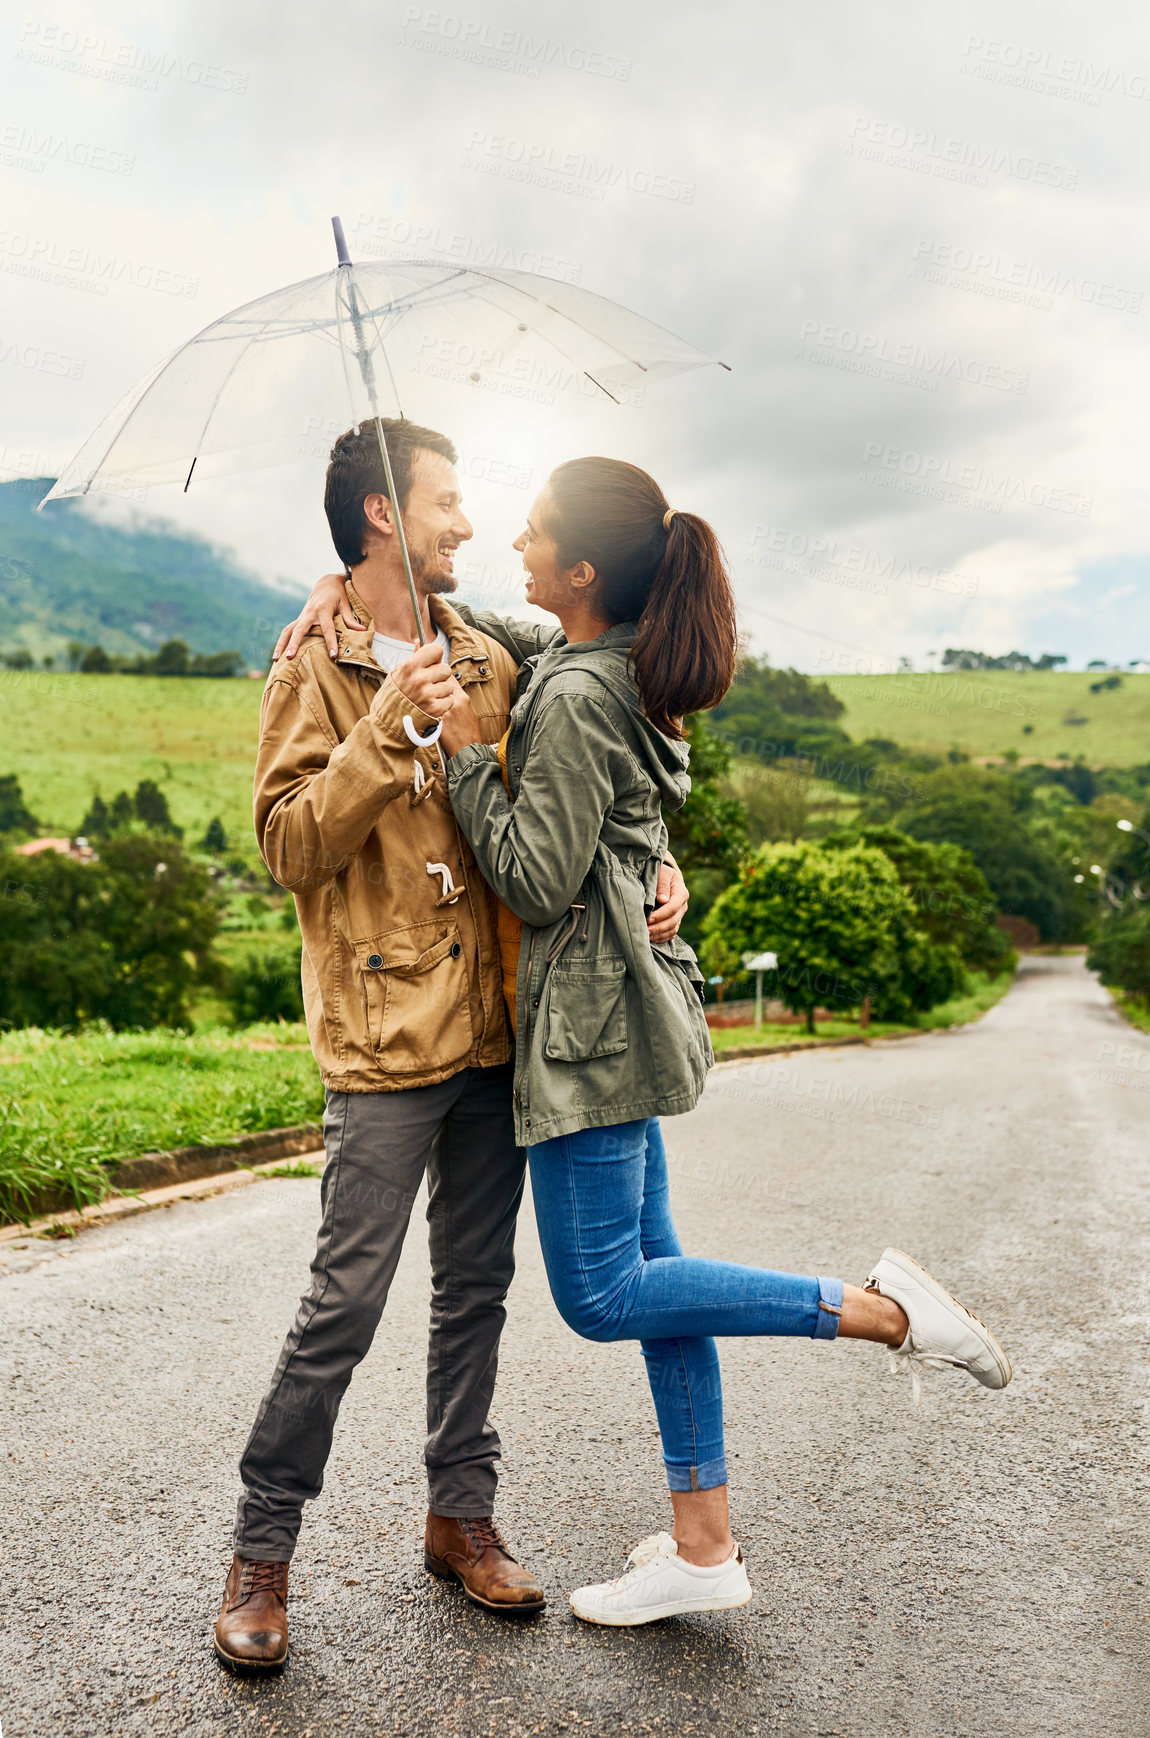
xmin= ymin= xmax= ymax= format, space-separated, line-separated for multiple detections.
xmin=527 ymin=1118 xmax=843 ymax=1493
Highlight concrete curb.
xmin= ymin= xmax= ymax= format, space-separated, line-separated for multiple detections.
xmin=711 ymin=1026 xmax=944 ymax=1065
xmin=0 ymin=1148 xmax=325 ymax=1247
xmin=0 ymin=1123 xmax=323 ymax=1243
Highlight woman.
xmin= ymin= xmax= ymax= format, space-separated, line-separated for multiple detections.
xmin=284 ymin=458 xmax=1012 ymax=1627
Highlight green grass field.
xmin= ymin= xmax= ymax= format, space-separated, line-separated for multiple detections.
xmin=0 ymin=670 xmax=265 ymax=846
xmin=0 ymin=1023 xmax=322 ymax=1223
xmin=824 ymin=670 xmax=1150 ymax=767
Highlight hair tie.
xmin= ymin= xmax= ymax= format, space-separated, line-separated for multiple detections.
xmin=662 ymin=508 xmax=677 ymax=531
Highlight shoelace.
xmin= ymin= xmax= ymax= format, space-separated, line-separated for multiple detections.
xmin=605 ymin=1532 xmax=676 ymax=1588
xmin=463 ymin=1518 xmax=507 ymax=1555
xmin=866 ymin=1269 xmax=974 ymax=1405
xmin=239 ymin=1560 xmax=287 ymax=1600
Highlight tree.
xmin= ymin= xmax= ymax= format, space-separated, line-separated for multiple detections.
xmin=65 ymin=640 xmax=87 ymax=671
xmin=821 ymin=824 xmax=1014 ymax=974
xmin=200 ymin=816 xmax=228 ymax=853
xmin=109 ymin=791 xmax=135 ymax=832
xmin=133 ymin=778 xmax=182 ymax=836
xmin=2 ymin=648 xmax=34 ymax=670
xmin=892 ymin=767 xmax=1079 ymax=941
xmin=0 ymin=833 xmax=219 ymax=1029
xmin=0 ymin=775 xmax=38 ymax=835
xmin=79 ymin=794 xmax=110 ymax=839
xmin=153 ymin=639 xmax=190 ymax=676
xmin=79 ymin=644 xmax=112 ymax=673
xmin=190 ymin=649 xmax=244 ymax=678
xmin=700 ymin=841 xmax=963 ymax=1032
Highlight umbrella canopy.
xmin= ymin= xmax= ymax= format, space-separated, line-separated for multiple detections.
xmin=42 ymin=241 xmax=725 ymax=501
xmin=42 ymin=219 xmax=728 ymax=644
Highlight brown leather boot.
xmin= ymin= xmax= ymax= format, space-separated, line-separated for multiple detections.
xmin=424 ymin=1513 xmax=546 ymax=1614
xmin=213 ymin=1553 xmax=290 ymax=1673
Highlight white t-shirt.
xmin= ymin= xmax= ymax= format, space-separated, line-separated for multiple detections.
xmin=371 ymin=624 xmax=450 ymax=673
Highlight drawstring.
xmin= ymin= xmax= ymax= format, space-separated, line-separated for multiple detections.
xmin=546 ymin=902 xmax=587 ymax=964
xmin=426 ymin=861 xmax=462 ymax=905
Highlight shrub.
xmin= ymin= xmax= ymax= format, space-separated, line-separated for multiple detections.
xmin=226 ymin=943 xmax=304 ymax=1025
xmin=1088 ymin=904 xmax=1150 ymax=1005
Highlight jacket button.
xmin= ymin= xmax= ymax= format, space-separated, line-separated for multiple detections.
xmin=366 ymin=953 xmax=383 ymax=970
xmin=450 ymin=942 xmax=461 ymax=958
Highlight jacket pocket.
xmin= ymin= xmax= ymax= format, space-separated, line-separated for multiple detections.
xmin=355 ymin=923 xmax=473 ymax=1075
xmin=543 ymin=955 xmax=628 ymax=1062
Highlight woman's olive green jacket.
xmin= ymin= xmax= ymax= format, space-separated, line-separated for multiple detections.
xmin=446 ymin=614 xmax=713 ymax=1146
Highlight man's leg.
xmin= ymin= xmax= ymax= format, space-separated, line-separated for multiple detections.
xmin=233 ymin=1080 xmax=463 ymax=1562
xmin=421 ymin=1062 xmax=544 ymax=1612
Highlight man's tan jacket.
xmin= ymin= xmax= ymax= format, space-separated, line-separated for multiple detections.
xmin=254 ymin=592 xmax=519 ymax=1092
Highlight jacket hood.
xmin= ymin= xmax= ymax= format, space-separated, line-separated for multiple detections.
xmin=534 ymin=624 xmax=693 ymax=813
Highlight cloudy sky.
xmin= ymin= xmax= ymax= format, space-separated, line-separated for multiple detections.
xmin=4 ymin=0 xmax=1150 ymax=670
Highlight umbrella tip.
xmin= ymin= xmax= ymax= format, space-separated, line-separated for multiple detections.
xmin=331 ymin=215 xmax=351 ymax=267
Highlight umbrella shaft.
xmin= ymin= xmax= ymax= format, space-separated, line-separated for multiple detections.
xmin=372 ymin=416 xmax=425 ymax=647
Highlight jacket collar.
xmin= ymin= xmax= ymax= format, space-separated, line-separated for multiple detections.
xmin=330 ymin=583 xmax=494 ymax=685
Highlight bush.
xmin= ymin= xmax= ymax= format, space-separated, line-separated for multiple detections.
xmin=226 ymin=943 xmax=304 ymax=1025
xmin=1088 ymin=905 xmax=1150 ymax=1005
xmin=0 ymin=833 xmax=220 ymax=1030
xmin=700 ymin=841 xmax=964 ymax=1031
xmin=200 ymin=816 xmax=228 ymax=853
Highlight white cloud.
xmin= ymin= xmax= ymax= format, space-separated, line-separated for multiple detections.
xmin=2 ymin=0 xmax=1149 ymax=665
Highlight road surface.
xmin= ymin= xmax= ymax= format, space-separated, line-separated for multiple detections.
xmin=2 ymin=954 xmax=1148 ymax=1736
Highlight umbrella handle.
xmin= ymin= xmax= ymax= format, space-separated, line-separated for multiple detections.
xmin=403 ymin=715 xmax=443 ymax=748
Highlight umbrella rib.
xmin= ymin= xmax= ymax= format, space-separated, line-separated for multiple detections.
xmin=180 ymin=306 xmax=286 ymax=481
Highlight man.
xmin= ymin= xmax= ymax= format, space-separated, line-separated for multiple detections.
xmin=216 ymin=417 xmax=688 ymax=1672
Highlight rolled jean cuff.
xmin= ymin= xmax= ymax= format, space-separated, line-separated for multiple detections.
xmin=664 ymin=1453 xmax=728 ymax=1492
xmin=813 ymin=1276 xmax=845 ymax=1340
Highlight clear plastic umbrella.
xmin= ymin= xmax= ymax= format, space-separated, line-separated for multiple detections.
xmin=42 ymin=218 xmax=727 ymax=642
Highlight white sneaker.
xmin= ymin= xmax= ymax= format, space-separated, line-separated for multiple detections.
xmin=866 ymin=1247 xmax=1012 ymax=1396
xmin=569 ymin=1531 xmax=752 ymax=1627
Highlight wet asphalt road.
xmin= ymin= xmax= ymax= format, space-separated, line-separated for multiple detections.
xmin=2 ymin=954 xmax=1148 ymax=1738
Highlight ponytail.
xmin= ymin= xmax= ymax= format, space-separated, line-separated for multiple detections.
xmin=544 ymin=458 xmax=738 ymax=739
xmin=630 ymin=511 xmax=737 ymax=736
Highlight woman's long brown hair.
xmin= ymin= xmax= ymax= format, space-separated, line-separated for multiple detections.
xmin=543 ymin=457 xmax=738 ymax=738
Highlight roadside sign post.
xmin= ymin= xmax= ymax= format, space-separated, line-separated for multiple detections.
xmin=742 ymin=951 xmax=778 ymax=1030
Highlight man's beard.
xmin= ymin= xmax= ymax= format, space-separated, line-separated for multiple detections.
xmin=410 ymin=545 xmax=458 ymax=596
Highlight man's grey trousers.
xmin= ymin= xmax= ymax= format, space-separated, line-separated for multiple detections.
xmin=234 ymin=1062 xmax=523 ymax=1561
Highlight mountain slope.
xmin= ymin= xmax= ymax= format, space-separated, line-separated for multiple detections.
xmin=0 ymin=478 xmax=305 ymax=666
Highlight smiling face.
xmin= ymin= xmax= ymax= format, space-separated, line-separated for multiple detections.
xmin=513 ymin=486 xmax=596 ymax=616
xmin=367 ymin=447 xmax=473 ymax=594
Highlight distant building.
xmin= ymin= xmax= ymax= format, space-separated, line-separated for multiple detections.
xmin=13 ymin=836 xmax=98 ymax=863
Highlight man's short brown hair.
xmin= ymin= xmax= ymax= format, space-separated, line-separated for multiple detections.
xmin=324 ymin=417 xmax=457 ymax=569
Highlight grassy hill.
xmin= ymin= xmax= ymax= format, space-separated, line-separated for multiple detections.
xmin=825 ymin=670 xmax=1150 ymax=767
xmin=3 ymin=671 xmax=264 ymax=848
xmin=0 ymin=476 xmax=304 ymax=668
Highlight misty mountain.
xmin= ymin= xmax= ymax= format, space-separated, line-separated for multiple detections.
xmin=0 ymin=478 xmax=306 ymax=667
